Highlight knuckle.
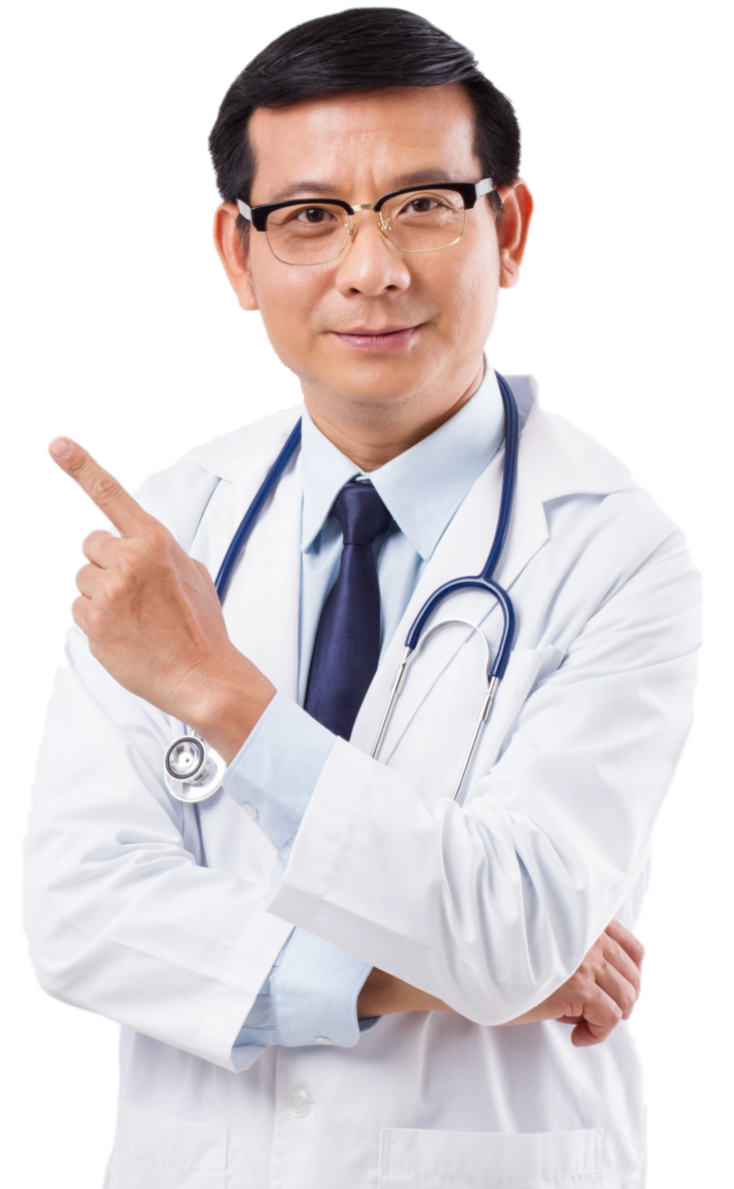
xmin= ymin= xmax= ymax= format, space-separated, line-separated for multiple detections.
xmin=142 ymin=520 xmax=168 ymax=550
xmin=194 ymin=558 xmax=216 ymax=589
xmin=620 ymin=987 xmax=636 ymax=1016
xmin=115 ymin=547 xmax=137 ymax=580
xmin=610 ymin=996 xmax=623 ymax=1021
xmin=90 ymin=476 xmax=120 ymax=507
xmin=83 ymin=528 xmax=110 ymax=553
xmin=571 ymin=969 xmax=591 ymax=992
xmin=85 ymin=602 xmax=105 ymax=635
xmin=66 ymin=453 xmax=88 ymax=480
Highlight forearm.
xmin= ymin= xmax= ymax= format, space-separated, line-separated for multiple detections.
xmin=359 ymin=915 xmax=643 ymax=1046
xmin=357 ymin=967 xmax=455 ymax=1017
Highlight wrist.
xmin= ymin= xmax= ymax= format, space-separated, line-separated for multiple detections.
xmin=358 ymin=968 xmax=453 ymax=1017
xmin=186 ymin=650 xmax=277 ymax=764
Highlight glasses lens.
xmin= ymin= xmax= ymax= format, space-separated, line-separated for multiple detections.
xmin=265 ymin=203 xmax=351 ymax=264
xmin=381 ymin=189 xmax=467 ymax=252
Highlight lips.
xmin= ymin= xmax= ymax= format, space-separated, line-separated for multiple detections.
xmin=331 ymin=324 xmax=420 ymax=351
xmin=337 ymin=324 xmax=415 ymax=335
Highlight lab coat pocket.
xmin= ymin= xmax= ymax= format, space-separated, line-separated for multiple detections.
xmin=378 ymin=1126 xmax=604 ymax=1187
xmin=110 ymin=1097 xmax=228 ymax=1189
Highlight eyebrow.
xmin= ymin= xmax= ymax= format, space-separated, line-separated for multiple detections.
xmin=265 ymin=169 xmax=467 ymax=205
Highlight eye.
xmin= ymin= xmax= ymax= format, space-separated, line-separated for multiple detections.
xmin=294 ymin=206 xmax=337 ymax=225
xmin=407 ymin=196 xmax=441 ymax=213
xmin=393 ymin=192 xmax=459 ymax=220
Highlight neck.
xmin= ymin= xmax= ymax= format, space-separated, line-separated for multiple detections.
xmin=302 ymin=360 xmax=486 ymax=471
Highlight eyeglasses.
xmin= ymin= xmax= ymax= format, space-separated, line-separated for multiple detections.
xmin=236 ymin=178 xmax=494 ymax=266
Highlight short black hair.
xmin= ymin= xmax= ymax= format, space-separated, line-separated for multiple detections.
xmin=208 ymin=7 xmax=521 ymax=235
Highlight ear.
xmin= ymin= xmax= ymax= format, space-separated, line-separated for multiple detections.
xmin=213 ymin=203 xmax=259 ymax=311
xmin=495 ymin=181 xmax=534 ymax=290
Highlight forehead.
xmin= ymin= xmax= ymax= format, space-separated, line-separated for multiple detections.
xmin=247 ymin=85 xmax=480 ymax=201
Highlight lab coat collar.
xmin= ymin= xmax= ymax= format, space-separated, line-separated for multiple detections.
xmin=186 ymin=377 xmax=634 ymax=746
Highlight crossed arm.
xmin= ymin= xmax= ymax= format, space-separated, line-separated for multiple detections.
xmin=42 ymin=437 xmax=646 ymax=1047
xmin=360 ymin=918 xmax=643 ymax=1046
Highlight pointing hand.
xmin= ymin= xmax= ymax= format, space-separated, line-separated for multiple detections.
xmin=49 ymin=437 xmax=275 ymax=758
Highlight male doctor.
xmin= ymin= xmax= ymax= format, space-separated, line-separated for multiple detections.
xmin=25 ymin=8 xmax=700 ymax=1189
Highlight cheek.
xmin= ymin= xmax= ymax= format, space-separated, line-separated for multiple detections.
xmin=440 ymin=248 xmax=500 ymax=344
xmin=250 ymin=256 xmax=323 ymax=357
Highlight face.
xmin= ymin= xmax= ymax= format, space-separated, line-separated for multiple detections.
xmin=215 ymin=85 xmax=532 ymax=445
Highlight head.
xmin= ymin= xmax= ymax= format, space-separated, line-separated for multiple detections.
xmin=210 ymin=8 xmax=533 ymax=462
xmin=210 ymin=9 xmax=521 ymax=243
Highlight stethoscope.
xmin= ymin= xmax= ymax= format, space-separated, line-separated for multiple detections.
xmin=164 ymin=371 xmax=519 ymax=805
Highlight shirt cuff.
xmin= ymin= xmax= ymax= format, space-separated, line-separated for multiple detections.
xmin=221 ymin=691 xmax=336 ymax=849
xmin=273 ymin=927 xmax=374 ymax=1048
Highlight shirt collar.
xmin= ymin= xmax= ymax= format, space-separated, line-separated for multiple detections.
xmin=300 ymin=365 xmax=506 ymax=559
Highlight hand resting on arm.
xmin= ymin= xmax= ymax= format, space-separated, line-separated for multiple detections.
xmin=358 ymin=918 xmax=643 ymax=1047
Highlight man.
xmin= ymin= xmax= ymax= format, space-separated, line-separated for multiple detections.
xmin=25 ymin=8 xmax=699 ymax=1188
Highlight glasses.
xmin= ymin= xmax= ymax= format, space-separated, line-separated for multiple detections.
xmin=236 ymin=178 xmax=494 ymax=266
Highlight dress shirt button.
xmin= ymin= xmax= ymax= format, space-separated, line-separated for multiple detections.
xmin=287 ymin=1087 xmax=314 ymax=1117
xmin=314 ymin=1035 xmax=332 ymax=1045
xmin=242 ymin=802 xmax=259 ymax=820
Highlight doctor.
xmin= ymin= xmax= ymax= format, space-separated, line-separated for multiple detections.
xmin=25 ymin=8 xmax=699 ymax=1189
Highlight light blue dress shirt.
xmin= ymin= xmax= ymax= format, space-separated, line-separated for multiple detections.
xmin=223 ymin=366 xmax=505 ymax=1061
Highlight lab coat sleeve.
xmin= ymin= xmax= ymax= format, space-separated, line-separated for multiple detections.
xmin=23 ymin=623 xmax=297 ymax=1074
xmin=24 ymin=457 xmax=301 ymax=1072
xmin=265 ymin=519 xmax=701 ymax=1026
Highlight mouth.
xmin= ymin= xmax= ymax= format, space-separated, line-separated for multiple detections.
xmin=330 ymin=324 xmax=421 ymax=352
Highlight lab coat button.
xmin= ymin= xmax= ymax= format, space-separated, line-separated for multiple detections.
xmin=314 ymin=1035 xmax=332 ymax=1045
xmin=287 ymin=1087 xmax=313 ymax=1117
xmin=242 ymin=802 xmax=259 ymax=820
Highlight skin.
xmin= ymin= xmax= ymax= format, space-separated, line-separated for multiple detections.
xmin=213 ymin=86 xmax=532 ymax=470
xmin=49 ymin=84 xmax=644 ymax=1041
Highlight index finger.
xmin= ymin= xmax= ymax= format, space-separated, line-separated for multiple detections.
xmin=49 ymin=437 xmax=151 ymax=537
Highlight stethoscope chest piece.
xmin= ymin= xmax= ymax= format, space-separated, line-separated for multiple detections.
xmin=164 ymin=735 xmax=226 ymax=803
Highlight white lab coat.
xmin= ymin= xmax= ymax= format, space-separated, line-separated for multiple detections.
xmin=24 ymin=378 xmax=700 ymax=1189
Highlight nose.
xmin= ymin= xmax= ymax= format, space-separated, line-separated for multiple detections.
xmin=333 ymin=209 xmax=411 ymax=297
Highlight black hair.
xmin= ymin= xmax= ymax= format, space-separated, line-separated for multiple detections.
xmin=208 ymin=7 xmax=521 ymax=235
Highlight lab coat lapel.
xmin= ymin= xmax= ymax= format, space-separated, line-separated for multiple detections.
xmin=349 ymin=427 xmax=549 ymax=761
xmin=189 ymin=419 xmax=302 ymax=703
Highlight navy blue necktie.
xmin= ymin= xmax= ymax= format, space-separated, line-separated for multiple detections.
xmin=304 ymin=481 xmax=392 ymax=739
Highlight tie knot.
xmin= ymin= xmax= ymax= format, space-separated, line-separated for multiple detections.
xmin=333 ymin=480 xmax=391 ymax=546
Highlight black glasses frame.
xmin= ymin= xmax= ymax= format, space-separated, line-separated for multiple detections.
xmin=237 ymin=178 xmax=493 ymax=231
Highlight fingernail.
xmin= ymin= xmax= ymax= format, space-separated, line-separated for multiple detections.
xmin=49 ymin=437 xmax=73 ymax=460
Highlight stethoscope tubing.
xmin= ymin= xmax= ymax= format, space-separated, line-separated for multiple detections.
xmin=168 ymin=371 xmax=520 ymax=804
xmin=215 ymin=418 xmax=303 ymax=602
xmin=404 ymin=577 xmax=516 ymax=681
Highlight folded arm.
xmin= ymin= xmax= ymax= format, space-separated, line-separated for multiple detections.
xmin=359 ymin=917 xmax=644 ymax=1047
